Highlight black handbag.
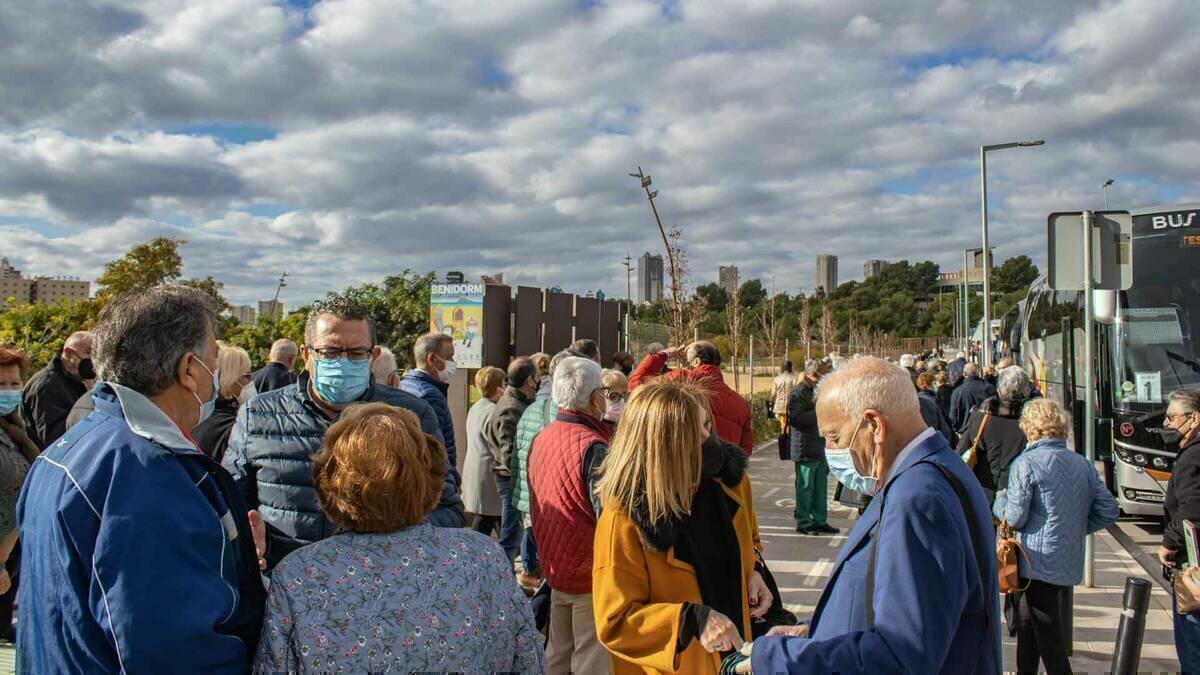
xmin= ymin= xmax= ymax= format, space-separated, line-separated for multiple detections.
xmin=751 ymin=553 xmax=799 ymax=639
xmin=777 ymin=428 xmax=790 ymax=461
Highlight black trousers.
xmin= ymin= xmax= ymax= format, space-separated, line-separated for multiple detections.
xmin=1015 ymin=578 xmax=1072 ymax=675
xmin=470 ymin=513 xmax=500 ymax=537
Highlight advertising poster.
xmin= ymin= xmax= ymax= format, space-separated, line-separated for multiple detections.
xmin=430 ymin=283 xmax=484 ymax=368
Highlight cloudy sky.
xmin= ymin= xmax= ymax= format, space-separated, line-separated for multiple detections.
xmin=2 ymin=0 xmax=1197 ymax=307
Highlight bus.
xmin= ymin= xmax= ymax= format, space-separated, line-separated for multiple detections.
xmin=1012 ymin=203 xmax=1200 ymax=516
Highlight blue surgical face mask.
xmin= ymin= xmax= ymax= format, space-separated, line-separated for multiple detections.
xmin=191 ymin=356 xmax=220 ymax=424
xmin=312 ymin=357 xmax=371 ymax=405
xmin=825 ymin=417 xmax=878 ymax=495
xmin=0 ymin=390 xmax=21 ymax=416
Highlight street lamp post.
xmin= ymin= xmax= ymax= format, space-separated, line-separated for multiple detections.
xmin=1103 ymin=178 xmax=1114 ymax=209
xmin=980 ymin=140 xmax=1044 ymax=367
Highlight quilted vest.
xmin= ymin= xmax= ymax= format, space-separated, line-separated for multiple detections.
xmin=528 ymin=411 xmax=611 ymax=595
xmin=513 ymin=397 xmax=554 ymax=514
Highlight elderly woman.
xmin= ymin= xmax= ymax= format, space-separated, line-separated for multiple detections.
xmin=957 ymin=365 xmax=1034 ymax=508
xmin=1159 ymin=389 xmax=1200 ymax=671
xmin=593 ymin=381 xmax=769 ymax=674
xmin=602 ymin=368 xmax=629 ymax=426
xmin=916 ymin=372 xmax=955 ymax=445
xmin=997 ymin=398 xmax=1118 ymax=675
xmin=193 ymin=342 xmax=253 ymax=463
xmin=254 ymin=403 xmax=543 ymax=673
xmin=0 ymin=345 xmax=37 ymax=604
xmin=463 ymin=366 xmax=505 ymax=535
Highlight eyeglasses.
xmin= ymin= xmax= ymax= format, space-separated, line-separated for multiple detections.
xmin=1167 ymin=412 xmax=1193 ymax=424
xmin=598 ymin=387 xmax=627 ymax=402
xmin=307 ymin=345 xmax=373 ymax=362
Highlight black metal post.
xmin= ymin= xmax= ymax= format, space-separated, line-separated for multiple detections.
xmin=1110 ymin=577 xmax=1151 ymax=675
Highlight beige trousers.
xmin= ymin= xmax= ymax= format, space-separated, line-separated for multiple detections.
xmin=545 ymin=589 xmax=611 ymax=675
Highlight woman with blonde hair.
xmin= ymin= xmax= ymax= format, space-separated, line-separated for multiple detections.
xmin=593 ymin=381 xmax=770 ymax=674
xmin=463 ymin=365 xmax=506 ymax=535
xmin=254 ymin=403 xmax=543 ymax=673
xmin=194 ymin=341 xmax=253 ymax=462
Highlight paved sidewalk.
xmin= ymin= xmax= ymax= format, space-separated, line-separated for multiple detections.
xmin=747 ymin=446 xmax=1180 ymax=672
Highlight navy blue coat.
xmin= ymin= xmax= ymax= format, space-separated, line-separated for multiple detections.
xmin=250 ymin=361 xmax=297 ymax=394
xmin=918 ymin=390 xmax=956 ymax=446
xmin=751 ymin=432 xmax=1001 ymax=674
xmin=949 ymin=376 xmax=997 ymax=432
xmin=399 ymin=369 xmax=460 ymax=488
xmin=223 ymin=374 xmax=465 ymax=570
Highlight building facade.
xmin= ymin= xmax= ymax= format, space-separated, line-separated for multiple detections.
xmin=232 ymin=305 xmax=257 ymax=325
xmin=863 ymin=259 xmax=890 ymax=279
xmin=719 ymin=265 xmax=739 ymax=297
xmin=816 ymin=254 xmax=838 ymax=295
xmin=638 ymin=253 xmax=664 ymax=304
xmin=0 ymin=258 xmax=89 ymax=305
xmin=258 ymin=299 xmax=285 ymax=320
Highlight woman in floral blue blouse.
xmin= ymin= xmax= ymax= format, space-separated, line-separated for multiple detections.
xmin=253 ymin=402 xmax=545 ymax=674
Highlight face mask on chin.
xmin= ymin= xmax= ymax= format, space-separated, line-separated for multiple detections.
xmin=826 ymin=417 xmax=879 ymax=495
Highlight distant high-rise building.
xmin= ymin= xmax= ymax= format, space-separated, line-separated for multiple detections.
xmin=0 ymin=258 xmax=89 ymax=305
xmin=259 ymin=299 xmax=285 ymax=320
xmin=863 ymin=259 xmax=890 ymax=279
xmin=232 ymin=305 xmax=257 ymax=325
xmin=816 ymin=255 xmax=838 ymax=295
xmin=719 ymin=265 xmax=739 ymax=297
xmin=638 ymin=252 xmax=664 ymax=304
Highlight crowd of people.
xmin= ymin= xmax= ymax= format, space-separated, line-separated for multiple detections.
xmin=0 ymin=284 xmax=1190 ymax=672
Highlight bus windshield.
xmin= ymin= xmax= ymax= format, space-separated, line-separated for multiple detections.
xmin=1116 ymin=222 xmax=1200 ymax=411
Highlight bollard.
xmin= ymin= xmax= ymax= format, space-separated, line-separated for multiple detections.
xmin=1110 ymin=577 xmax=1151 ymax=675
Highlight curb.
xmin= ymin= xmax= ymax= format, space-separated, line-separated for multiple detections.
xmin=1107 ymin=523 xmax=1170 ymax=594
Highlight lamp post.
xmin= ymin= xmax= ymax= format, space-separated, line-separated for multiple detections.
xmin=980 ymin=140 xmax=1044 ymax=367
xmin=1103 ymin=178 xmax=1114 ymax=209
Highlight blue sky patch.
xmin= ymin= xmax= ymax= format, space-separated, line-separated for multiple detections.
xmin=166 ymin=122 xmax=277 ymax=145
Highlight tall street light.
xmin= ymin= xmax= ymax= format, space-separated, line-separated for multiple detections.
xmin=1102 ymin=178 xmax=1114 ymax=209
xmin=980 ymin=139 xmax=1044 ymax=367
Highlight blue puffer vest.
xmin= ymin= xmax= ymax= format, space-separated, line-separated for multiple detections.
xmin=223 ymin=373 xmax=465 ymax=570
xmin=399 ymin=369 xmax=460 ymax=488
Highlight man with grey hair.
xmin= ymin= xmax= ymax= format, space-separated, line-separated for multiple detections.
xmin=370 ymin=346 xmax=401 ymax=388
xmin=17 ymin=286 xmax=267 ymax=672
xmin=225 ymin=295 xmax=464 ymax=571
xmin=950 ymin=362 xmax=997 ymax=432
xmin=21 ymin=329 xmax=95 ymax=449
xmin=400 ymin=332 xmax=460 ymax=481
xmin=947 ymin=350 xmax=969 ymax=388
xmin=744 ymin=356 xmax=1000 ymax=674
xmin=250 ymin=338 xmax=298 ymax=394
xmin=787 ymin=358 xmax=837 ymax=534
xmin=956 ymin=366 xmax=1034 ymax=507
xmin=527 ymin=356 xmax=611 ymax=674
xmin=630 ymin=341 xmax=753 ymax=454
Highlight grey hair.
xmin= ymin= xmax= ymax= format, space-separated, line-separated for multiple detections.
xmin=963 ymin=362 xmax=979 ymax=378
xmin=687 ymin=341 xmax=721 ymax=366
xmin=93 ymin=286 xmax=217 ymax=397
xmin=549 ymin=349 xmax=577 ymax=378
xmin=305 ymin=295 xmax=376 ymax=345
xmin=926 ymin=357 xmax=941 ymax=371
xmin=1169 ymin=389 xmax=1200 ymax=414
xmin=899 ymin=353 xmax=915 ymax=368
xmin=817 ymin=356 xmax=921 ymax=421
xmin=804 ymin=358 xmax=821 ymax=375
xmin=997 ymin=366 xmax=1032 ymax=402
xmin=552 ymin=356 xmax=604 ymax=412
xmin=646 ymin=343 xmax=665 ymax=355
xmin=269 ymin=338 xmax=297 ymax=362
xmin=956 ymin=351 xmax=967 ymax=360
xmin=371 ymin=346 xmax=398 ymax=382
xmin=413 ymin=332 xmax=452 ymax=367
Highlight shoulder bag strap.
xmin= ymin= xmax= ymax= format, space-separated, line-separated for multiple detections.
xmin=968 ymin=412 xmax=991 ymax=455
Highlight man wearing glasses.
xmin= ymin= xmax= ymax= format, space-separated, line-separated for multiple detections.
xmin=224 ymin=295 xmax=465 ymax=571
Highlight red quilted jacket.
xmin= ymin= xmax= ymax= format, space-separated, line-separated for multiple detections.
xmin=629 ymin=352 xmax=754 ymax=455
xmin=528 ymin=411 xmax=612 ymax=595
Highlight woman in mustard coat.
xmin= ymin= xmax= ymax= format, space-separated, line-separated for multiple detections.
xmin=593 ymin=381 xmax=770 ymax=674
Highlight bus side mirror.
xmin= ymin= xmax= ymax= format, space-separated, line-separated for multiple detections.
xmin=1094 ymin=290 xmax=1117 ymax=325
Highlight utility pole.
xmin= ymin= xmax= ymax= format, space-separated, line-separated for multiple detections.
xmin=1083 ymin=210 xmax=1097 ymax=587
xmin=622 ymin=255 xmax=633 ymax=304
xmin=630 ymin=167 xmax=682 ymax=339
xmin=270 ymin=271 xmax=289 ymax=321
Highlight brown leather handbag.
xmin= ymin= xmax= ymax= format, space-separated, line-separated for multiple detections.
xmin=1174 ymin=567 xmax=1200 ymax=614
xmin=997 ymin=519 xmax=1031 ymax=594
xmin=961 ymin=412 xmax=990 ymax=470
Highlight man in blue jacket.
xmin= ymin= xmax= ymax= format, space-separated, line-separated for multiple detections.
xmin=400 ymin=332 xmax=460 ymax=487
xmin=17 ymin=286 xmax=267 ymax=673
xmin=742 ymin=357 xmax=1001 ymax=675
xmin=224 ymin=296 xmax=465 ymax=571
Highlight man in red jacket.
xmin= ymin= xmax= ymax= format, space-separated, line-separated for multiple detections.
xmin=528 ymin=356 xmax=613 ymax=674
xmin=629 ymin=341 xmax=754 ymax=454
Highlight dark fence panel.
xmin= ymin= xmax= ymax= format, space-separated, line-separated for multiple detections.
xmin=575 ymin=297 xmax=600 ymax=349
xmin=483 ymin=284 xmax=512 ymax=368
xmin=599 ymin=301 xmax=622 ymax=365
xmin=543 ymin=293 xmax=574 ymax=355
xmin=514 ymin=286 xmax=544 ymax=357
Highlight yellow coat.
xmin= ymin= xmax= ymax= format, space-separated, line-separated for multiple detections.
xmin=592 ymin=476 xmax=761 ymax=674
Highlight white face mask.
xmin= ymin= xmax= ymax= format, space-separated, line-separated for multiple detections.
xmin=439 ymin=357 xmax=458 ymax=384
xmin=825 ymin=417 xmax=879 ymax=495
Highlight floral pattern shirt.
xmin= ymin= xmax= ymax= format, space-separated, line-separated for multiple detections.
xmin=253 ymin=523 xmax=545 ymax=674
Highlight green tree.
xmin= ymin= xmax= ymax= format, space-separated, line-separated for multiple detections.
xmin=0 ymin=298 xmax=100 ymax=371
xmin=737 ymin=278 xmax=766 ymax=308
xmin=993 ymin=255 xmax=1039 ymax=294
xmin=694 ymin=282 xmax=728 ymax=313
xmin=96 ymin=237 xmax=184 ymax=301
xmin=334 ymin=270 xmax=437 ymax=368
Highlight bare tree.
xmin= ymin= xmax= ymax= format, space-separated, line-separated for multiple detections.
xmin=821 ymin=303 xmax=835 ymax=357
xmin=799 ymin=297 xmax=812 ymax=361
xmin=756 ymin=279 xmax=783 ymax=371
xmin=725 ymin=268 xmax=744 ymax=391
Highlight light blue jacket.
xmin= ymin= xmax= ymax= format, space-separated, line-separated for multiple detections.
xmin=996 ymin=437 xmax=1119 ymax=586
xmin=752 ymin=433 xmax=1001 ymax=675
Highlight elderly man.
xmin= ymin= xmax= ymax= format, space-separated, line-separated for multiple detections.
xmin=788 ymin=359 xmax=837 ymax=535
xmin=224 ymin=296 xmax=464 ymax=571
xmin=250 ymin=338 xmax=298 ymax=394
xmin=17 ymin=287 xmax=266 ymax=673
xmin=370 ymin=346 xmax=401 ymax=387
xmin=630 ymin=341 xmax=753 ymax=454
xmin=947 ymin=350 xmax=969 ymax=388
xmin=527 ymin=356 xmax=612 ymax=674
xmin=400 ymin=333 xmax=460 ymax=481
xmin=950 ymin=362 xmax=997 ymax=431
xmin=484 ymin=356 xmax=539 ymax=562
xmin=743 ymin=357 xmax=1000 ymax=674
xmin=899 ymin=353 xmax=918 ymax=387
xmin=21 ymin=330 xmax=94 ymax=449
